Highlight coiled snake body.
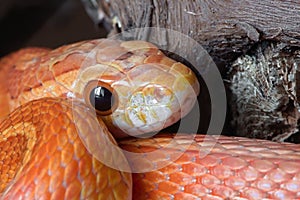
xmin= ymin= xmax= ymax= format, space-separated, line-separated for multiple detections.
xmin=0 ymin=39 xmax=300 ymax=199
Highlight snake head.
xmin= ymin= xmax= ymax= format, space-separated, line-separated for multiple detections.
xmin=75 ymin=39 xmax=200 ymax=138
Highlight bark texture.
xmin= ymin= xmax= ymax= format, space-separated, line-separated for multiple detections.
xmin=86 ymin=0 xmax=300 ymax=142
xmin=97 ymin=0 xmax=300 ymax=67
xmin=229 ymin=42 xmax=300 ymax=142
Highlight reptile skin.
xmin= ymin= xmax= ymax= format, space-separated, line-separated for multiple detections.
xmin=0 ymin=39 xmax=299 ymax=199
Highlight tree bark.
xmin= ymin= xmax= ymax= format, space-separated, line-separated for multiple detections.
xmin=97 ymin=0 xmax=300 ymax=67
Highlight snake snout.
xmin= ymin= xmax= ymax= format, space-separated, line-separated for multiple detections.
xmin=123 ymin=84 xmax=179 ymax=136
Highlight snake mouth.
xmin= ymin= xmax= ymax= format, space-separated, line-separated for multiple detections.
xmin=121 ymin=84 xmax=180 ymax=136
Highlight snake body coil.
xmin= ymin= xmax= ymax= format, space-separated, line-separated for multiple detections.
xmin=0 ymin=39 xmax=299 ymax=199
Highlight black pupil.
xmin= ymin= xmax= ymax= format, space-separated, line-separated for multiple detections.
xmin=89 ymin=86 xmax=114 ymax=112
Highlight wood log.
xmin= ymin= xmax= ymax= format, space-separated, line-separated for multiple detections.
xmin=95 ymin=0 xmax=300 ymax=66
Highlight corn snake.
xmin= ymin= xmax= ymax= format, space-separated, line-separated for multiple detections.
xmin=0 ymin=39 xmax=300 ymax=199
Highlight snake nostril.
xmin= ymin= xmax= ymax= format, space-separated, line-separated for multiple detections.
xmin=84 ymin=80 xmax=118 ymax=116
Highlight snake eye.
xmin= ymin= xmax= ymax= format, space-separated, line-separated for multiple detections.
xmin=84 ymin=80 xmax=118 ymax=115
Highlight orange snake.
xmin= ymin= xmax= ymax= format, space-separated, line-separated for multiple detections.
xmin=0 ymin=39 xmax=300 ymax=199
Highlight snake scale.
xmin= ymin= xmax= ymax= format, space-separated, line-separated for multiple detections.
xmin=0 ymin=39 xmax=300 ymax=199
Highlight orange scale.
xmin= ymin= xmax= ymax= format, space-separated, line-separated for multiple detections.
xmin=250 ymin=159 xmax=276 ymax=173
xmin=22 ymin=71 xmax=40 ymax=89
xmin=133 ymin=175 xmax=157 ymax=193
xmin=96 ymin=46 xmax=129 ymax=63
xmin=99 ymin=186 xmax=118 ymax=199
xmin=48 ymin=166 xmax=64 ymax=191
xmin=198 ymin=174 xmax=222 ymax=189
xmin=253 ymin=179 xmax=277 ymax=192
xmin=65 ymin=125 xmax=79 ymax=144
xmin=44 ymin=134 xmax=59 ymax=156
xmin=5 ymin=110 xmax=23 ymax=126
xmin=174 ymin=151 xmax=196 ymax=164
xmin=144 ymin=54 xmax=176 ymax=67
xmin=0 ymin=150 xmax=6 ymax=162
xmin=153 ymin=73 xmax=176 ymax=87
xmin=169 ymin=171 xmax=194 ymax=185
xmin=46 ymin=148 xmax=62 ymax=172
xmin=50 ymin=186 xmax=66 ymax=200
xmin=64 ymin=179 xmax=82 ymax=199
xmin=173 ymin=192 xmax=200 ymax=200
xmin=78 ymin=154 xmax=93 ymax=179
xmin=200 ymin=194 xmax=224 ymax=200
xmin=237 ymin=154 xmax=261 ymax=163
xmin=51 ymin=54 xmax=83 ymax=77
xmin=0 ymin=175 xmax=9 ymax=192
xmin=1 ymin=139 xmax=13 ymax=153
xmin=283 ymin=180 xmax=300 ymax=193
xmin=224 ymin=176 xmax=247 ymax=191
xmin=224 ymin=148 xmax=251 ymax=155
xmin=222 ymin=156 xmax=248 ymax=170
xmin=157 ymin=181 xmax=182 ymax=195
xmin=184 ymin=184 xmax=210 ymax=197
xmin=278 ymin=161 xmax=300 ymax=174
xmin=106 ymin=169 xmax=123 ymax=187
xmin=73 ymin=140 xmax=86 ymax=160
xmin=240 ymin=187 xmax=267 ymax=199
xmin=35 ymin=143 xmax=54 ymax=159
xmin=113 ymin=180 xmax=132 ymax=200
xmin=48 ymin=117 xmax=64 ymax=135
xmin=55 ymin=130 xmax=69 ymax=149
xmin=195 ymin=154 xmax=220 ymax=168
xmin=169 ymin=63 xmax=191 ymax=76
xmin=60 ymin=144 xmax=74 ymax=167
xmin=36 ymin=64 xmax=55 ymax=82
xmin=265 ymin=168 xmax=291 ymax=183
xmin=211 ymin=185 xmax=237 ymax=199
xmin=121 ymin=40 xmax=159 ymax=56
xmin=63 ymin=159 xmax=79 ymax=185
xmin=144 ymin=190 xmax=173 ymax=200
xmin=80 ymin=172 xmax=97 ymax=198
xmin=211 ymin=165 xmax=233 ymax=179
xmin=236 ymin=166 xmax=261 ymax=182
xmin=269 ymin=189 xmax=297 ymax=199
xmin=159 ymin=163 xmax=181 ymax=174
xmin=264 ymin=157 xmax=286 ymax=165
xmin=47 ymin=102 xmax=64 ymax=117
xmin=20 ymin=106 xmax=34 ymax=121
xmin=95 ymin=166 xmax=110 ymax=191
xmin=181 ymin=162 xmax=208 ymax=176
xmin=144 ymin=170 xmax=167 ymax=182
xmin=34 ymin=173 xmax=51 ymax=198
xmin=210 ymin=152 xmax=233 ymax=159
xmin=127 ymin=156 xmax=155 ymax=172
xmin=257 ymin=151 xmax=281 ymax=158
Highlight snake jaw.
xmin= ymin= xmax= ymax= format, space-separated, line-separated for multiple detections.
xmin=105 ymin=74 xmax=198 ymax=138
xmin=123 ymin=85 xmax=175 ymax=136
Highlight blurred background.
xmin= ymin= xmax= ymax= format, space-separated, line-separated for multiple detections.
xmin=0 ymin=0 xmax=107 ymax=57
